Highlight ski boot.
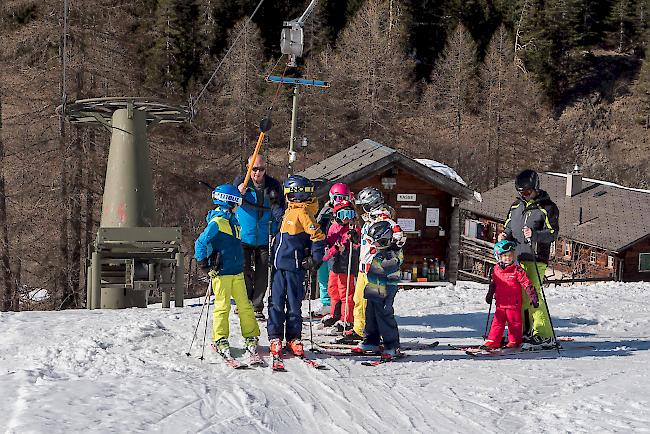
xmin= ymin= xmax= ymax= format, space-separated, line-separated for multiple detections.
xmin=269 ymin=338 xmax=283 ymax=356
xmin=254 ymin=311 xmax=266 ymax=321
xmin=321 ymin=314 xmax=338 ymax=327
xmin=381 ymin=348 xmax=405 ymax=362
xmin=334 ymin=321 xmax=353 ymax=333
xmin=287 ymin=339 xmax=305 ymax=357
xmin=479 ymin=340 xmax=500 ymax=351
xmin=352 ymin=341 xmax=381 ymax=354
xmin=244 ymin=336 xmax=259 ymax=352
xmin=214 ymin=338 xmax=232 ymax=358
xmin=336 ymin=329 xmax=363 ymax=344
xmin=244 ymin=336 xmax=263 ymax=366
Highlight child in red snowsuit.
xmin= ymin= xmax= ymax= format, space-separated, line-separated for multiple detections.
xmin=323 ymin=200 xmax=360 ymax=328
xmin=483 ymin=240 xmax=539 ymax=349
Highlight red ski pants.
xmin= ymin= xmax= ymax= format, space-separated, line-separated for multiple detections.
xmin=487 ymin=306 xmax=523 ymax=346
xmin=327 ymin=272 xmax=355 ymax=323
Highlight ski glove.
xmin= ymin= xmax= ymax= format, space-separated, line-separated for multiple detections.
xmin=301 ymin=256 xmax=322 ymax=271
xmin=485 ymin=282 xmax=495 ymax=304
xmin=198 ymin=253 xmax=221 ymax=274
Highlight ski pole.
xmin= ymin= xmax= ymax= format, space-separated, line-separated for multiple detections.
xmin=526 ymin=238 xmax=560 ymax=355
xmin=483 ymin=299 xmax=493 ymax=340
xmin=343 ymin=227 xmax=354 ymax=334
xmin=307 ymin=266 xmax=316 ymax=352
xmin=199 ymin=277 xmax=214 ymax=361
xmin=186 ymin=279 xmax=213 ymax=357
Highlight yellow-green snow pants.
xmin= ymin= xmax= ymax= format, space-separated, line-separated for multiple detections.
xmin=520 ymin=261 xmax=553 ymax=339
xmin=353 ymin=272 xmax=368 ymax=336
xmin=211 ymin=273 xmax=260 ymax=342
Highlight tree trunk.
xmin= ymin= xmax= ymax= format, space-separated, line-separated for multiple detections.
xmin=0 ymin=94 xmax=14 ymax=312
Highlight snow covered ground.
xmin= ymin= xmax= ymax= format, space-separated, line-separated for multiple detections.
xmin=1 ymin=281 xmax=650 ymax=433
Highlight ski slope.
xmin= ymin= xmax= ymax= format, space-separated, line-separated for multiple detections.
xmin=1 ymin=281 xmax=649 ymax=433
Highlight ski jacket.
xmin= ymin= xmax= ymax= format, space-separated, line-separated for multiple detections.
xmin=488 ymin=263 xmax=538 ymax=309
xmin=194 ymin=207 xmax=244 ymax=276
xmin=365 ymin=248 xmax=403 ymax=300
xmin=503 ymin=190 xmax=559 ymax=263
xmin=359 ymin=214 xmax=404 ymax=274
xmin=273 ymin=199 xmax=326 ymax=271
xmin=232 ymin=174 xmax=284 ymax=248
xmin=324 ymin=222 xmax=360 ymax=275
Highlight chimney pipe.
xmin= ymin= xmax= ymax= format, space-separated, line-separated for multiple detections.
xmin=566 ymin=164 xmax=582 ymax=197
xmin=578 ymin=207 xmax=583 ymax=225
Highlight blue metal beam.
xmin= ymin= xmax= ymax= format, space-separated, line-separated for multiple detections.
xmin=265 ymin=75 xmax=330 ymax=88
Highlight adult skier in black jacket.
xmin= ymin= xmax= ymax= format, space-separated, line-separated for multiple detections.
xmin=498 ymin=169 xmax=559 ymax=346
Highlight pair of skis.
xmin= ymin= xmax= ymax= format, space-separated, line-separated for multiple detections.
xmin=211 ymin=343 xmax=265 ymax=369
xmin=447 ymin=341 xmax=596 ymax=358
xmin=271 ymin=350 xmax=327 ymax=372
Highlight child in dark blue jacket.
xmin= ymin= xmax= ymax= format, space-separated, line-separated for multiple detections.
xmin=267 ymin=175 xmax=325 ymax=358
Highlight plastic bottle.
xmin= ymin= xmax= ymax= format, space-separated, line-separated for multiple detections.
xmin=411 ymin=260 xmax=417 ymax=282
xmin=422 ymin=258 xmax=429 ymax=281
xmin=433 ymin=258 xmax=440 ymax=281
xmin=439 ymin=260 xmax=446 ymax=281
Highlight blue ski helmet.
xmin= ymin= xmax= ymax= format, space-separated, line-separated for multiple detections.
xmin=494 ymin=240 xmax=516 ymax=264
xmin=283 ymin=175 xmax=314 ymax=202
xmin=212 ymin=184 xmax=242 ymax=209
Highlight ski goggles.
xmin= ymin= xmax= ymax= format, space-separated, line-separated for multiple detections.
xmin=284 ymin=185 xmax=314 ymax=195
xmin=330 ymin=193 xmax=350 ymax=203
xmin=212 ymin=191 xmax=242 ymax=206
xmin=335 ymin=208 xmax=356 ymax=221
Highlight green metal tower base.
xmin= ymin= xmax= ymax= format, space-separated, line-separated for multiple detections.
xmin=63 ymin=98 xmax=189 ymax=309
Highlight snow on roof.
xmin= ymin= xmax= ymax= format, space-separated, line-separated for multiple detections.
xmin=415 ymin=159 xmax=482 ymax=202
xmin=546 ymin=172 xmax=650 ymax=195
xmin=415 ymin=159 xmax=467 ymax=186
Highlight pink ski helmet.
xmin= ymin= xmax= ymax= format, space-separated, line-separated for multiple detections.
xmin=329 ymin=183 xmax=351 ymax=203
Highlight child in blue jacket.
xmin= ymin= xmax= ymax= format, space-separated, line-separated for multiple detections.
xmin=267 ymin=175 xmax=325 ymax=358
xmin=356 ymin=220 xmax=403 ymax=361
xmin=194 ymin=184 xmax=260 ymax=359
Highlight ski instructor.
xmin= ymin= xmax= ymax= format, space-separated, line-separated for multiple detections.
xmin=233 ymin=154 xmax=285 ymax=320
xmin=498 ymin=169 xmax=559 ymax=347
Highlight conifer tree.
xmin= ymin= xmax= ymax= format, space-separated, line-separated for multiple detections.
xmin=424 ymin=24 xmax=478 ymax=172
xmin=309 ymin=0 xmax=414 ymax=150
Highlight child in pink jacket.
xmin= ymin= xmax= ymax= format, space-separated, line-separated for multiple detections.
xmin=483 ymin=240 xmax=539 ymax=349
xmin=322 ymin=200 xmax=360 ymax=329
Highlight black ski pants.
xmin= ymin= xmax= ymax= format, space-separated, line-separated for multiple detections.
xmin=243 ymin=244 xmax=269 ymax=312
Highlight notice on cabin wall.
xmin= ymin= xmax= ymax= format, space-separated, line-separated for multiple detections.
xmin=426 ymin=208 xmax=440 ymax=226
xmin=397 ymin=193 xmax=417 ymax=202
xmin=397 ymin=218 xmax=416 ymax=232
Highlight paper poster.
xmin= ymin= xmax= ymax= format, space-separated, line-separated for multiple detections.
xmin=426 ymin=208 xmax=440 ymax=226
xmin=397 ymin=218 xmax=416 ymax=232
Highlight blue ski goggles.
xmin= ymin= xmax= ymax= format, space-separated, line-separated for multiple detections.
xmin=335 ymin=208 xmax=356 ymax=221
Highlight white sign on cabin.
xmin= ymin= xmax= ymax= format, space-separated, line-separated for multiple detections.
xmin=426 ymin=208 xmax=440 ymax=226
xmin=397 ymin=218 xmax=416 ymax=232
xmin=397 ymin=193 xmax=417 ymax=202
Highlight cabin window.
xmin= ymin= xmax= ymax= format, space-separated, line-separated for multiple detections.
xmin=607 ymin=255 xmax=614 ymax=269
xmin=640 ymin=253 xmax=650 ymax=272
xmin=550 ymin=242 xmax=556 ymax=257
xmin=589 ymin=251 xmax=597 ymax=264
xmin=563 ymin=241 xmax=572 ymax=258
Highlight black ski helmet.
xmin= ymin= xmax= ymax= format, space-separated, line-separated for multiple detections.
xmin=367 ymin=220 xmax=393 ymax=249
xmin=283 ymin=175 xmax=314 ymax=202
xmin=356 ymin=187 xmax=384 ymax=213
xmin=515 ymin=169 xmax=540 ymax=192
